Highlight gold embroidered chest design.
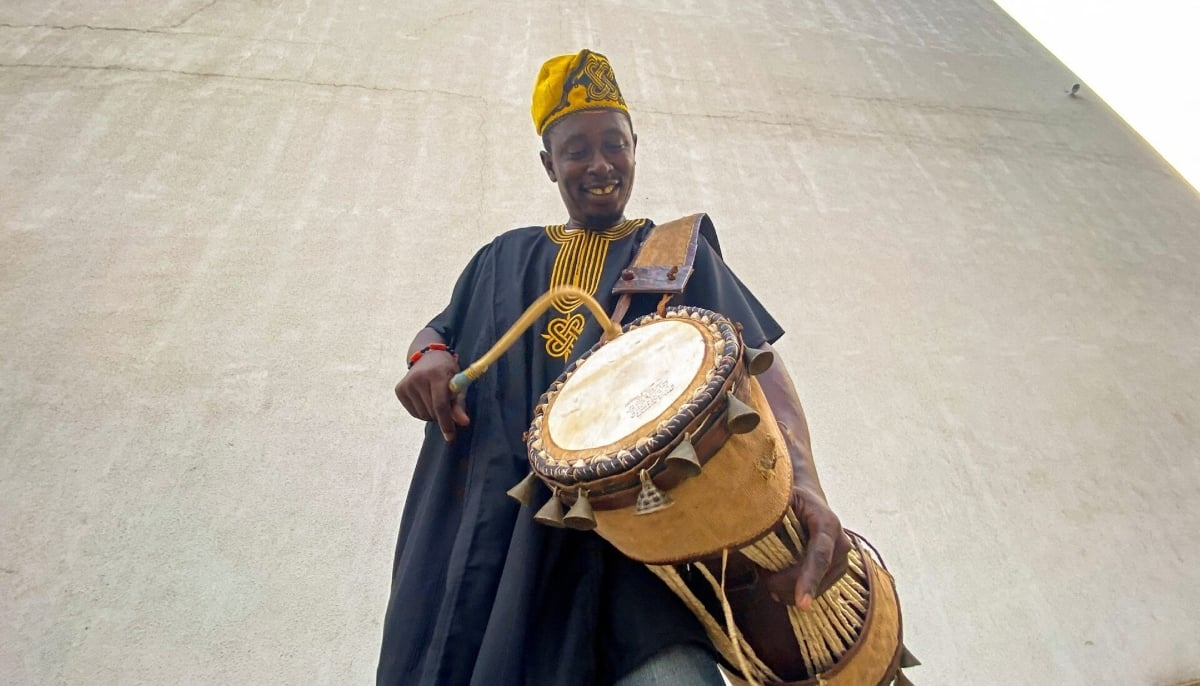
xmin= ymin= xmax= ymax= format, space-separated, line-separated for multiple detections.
xmin=542 ymin=219 xmax=644 ymax=360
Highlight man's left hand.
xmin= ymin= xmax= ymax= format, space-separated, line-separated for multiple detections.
xmin=762 ymin=486 xmax=851 ymax=611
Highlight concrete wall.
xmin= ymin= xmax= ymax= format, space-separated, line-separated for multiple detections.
xmin=2 ymin=1 xmax=1197 ymax=684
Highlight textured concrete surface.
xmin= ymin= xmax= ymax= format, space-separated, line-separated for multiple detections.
xmin=3 ymin=1 xmax=1198 ymax=684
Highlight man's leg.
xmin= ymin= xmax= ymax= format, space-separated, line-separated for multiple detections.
xmin=614 ymin=644 xmax=726 ymax=686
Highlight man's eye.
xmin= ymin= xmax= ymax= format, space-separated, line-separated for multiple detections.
xmin=605 ymin=141 xmax=627 ymax=151
xmin=565 ymin=149 xmax=587 ymax=160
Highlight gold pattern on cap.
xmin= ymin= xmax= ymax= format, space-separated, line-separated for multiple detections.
xmin=532 ymin=49 xmax=628 ymax=136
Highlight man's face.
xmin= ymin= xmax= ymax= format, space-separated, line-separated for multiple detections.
xmin=540 ymin=110 xmax=637 ymax=230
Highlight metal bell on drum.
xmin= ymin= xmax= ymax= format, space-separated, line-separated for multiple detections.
xmin=506 ymin=471 xmax=539 ymax=506
xmin=725 ymin=390 xmax=760 ymax=434
xmin=634 ymin=470 xmax=674 ymax=515
xmin=744 ymin=346 xmax=774 ymax=375
xmin=665 ymin=434 xmax=702 ymax=479
xmin=533 ymin=490 xmax=566 ymax=527
xmin=563 ymin=489 xmax=597 ymax=530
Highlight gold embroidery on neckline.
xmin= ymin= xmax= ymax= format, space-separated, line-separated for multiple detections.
xmin=542 ymin=219 xmax=644 ymax=360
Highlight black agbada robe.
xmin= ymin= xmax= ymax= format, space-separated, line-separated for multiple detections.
xmin=378 ymin=219 xmax=784 ymax=686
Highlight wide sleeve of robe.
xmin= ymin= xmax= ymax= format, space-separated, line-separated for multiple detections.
xmin=426 ymin=243 xmax=493 ymax=347
xmin=678 ymin=229 xmax=784 ymax=349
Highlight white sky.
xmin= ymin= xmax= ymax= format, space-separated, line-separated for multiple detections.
xmin=994 ymin=0 xmax=1200 ymax=192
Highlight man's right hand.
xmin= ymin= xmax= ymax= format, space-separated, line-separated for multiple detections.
xmin=395 ymin=350 xmax=470 ymax=442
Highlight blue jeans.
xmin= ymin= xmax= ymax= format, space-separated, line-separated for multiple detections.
xmin=615 ymin=644 xmax=726 ymax=686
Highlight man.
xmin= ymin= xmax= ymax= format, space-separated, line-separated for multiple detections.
xmin=379 ymin=50 xmax=849 ymax=686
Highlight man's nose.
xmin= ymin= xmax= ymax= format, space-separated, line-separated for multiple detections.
xmin=587 ymin=149 xmax=613 ymax=174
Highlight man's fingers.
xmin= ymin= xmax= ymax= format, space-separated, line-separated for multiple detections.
xmin=397 ymin=351 xmax=467 ymax=439
xmin=452 ymin=394 xmax=470 ymax=427
xmin=813 ymin=532 xmax=852 ymax=597
xmin=433 ymin=403 xmax=457 ymax=442
xmin=795 ymin=529 xmax=836 ymax=609
xmin=430 ymin=377 xmax=461 ymax=441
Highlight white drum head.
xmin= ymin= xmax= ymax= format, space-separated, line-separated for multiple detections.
xmin=546 ymin=319 xmax=710 ymax=452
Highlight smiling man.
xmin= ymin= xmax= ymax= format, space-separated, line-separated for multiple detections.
xmin=379 ymin=50 xmax=848 ymax=686
xmin=535 ymin=52 xmax=637 ymax=232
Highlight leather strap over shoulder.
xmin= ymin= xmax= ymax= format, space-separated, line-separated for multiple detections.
xmin=612 ymin=213 xmax=712 ymax=296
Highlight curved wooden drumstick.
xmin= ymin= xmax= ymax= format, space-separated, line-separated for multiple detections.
xmin=449 ymin=286 xmax=622 ymax=393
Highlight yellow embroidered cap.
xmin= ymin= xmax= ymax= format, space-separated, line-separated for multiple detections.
xmin=532 ymin=49 xmax=628 ymax=136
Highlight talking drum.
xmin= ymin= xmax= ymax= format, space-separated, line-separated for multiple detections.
xmin=513 ymin=306 xmax=916 ymax=686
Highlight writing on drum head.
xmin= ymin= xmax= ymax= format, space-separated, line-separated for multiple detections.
xmin=624 ymin=379 xmax=677 ymax=420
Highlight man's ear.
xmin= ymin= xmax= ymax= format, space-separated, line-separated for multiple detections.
xmin=539 ymin=149 xmax=557 ymax=183
xmin=632 ymin=132 xmax=638 ymax=152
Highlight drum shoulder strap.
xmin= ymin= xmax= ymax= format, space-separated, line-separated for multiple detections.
xmin=612 ymin=213 xmax=715 ymax=296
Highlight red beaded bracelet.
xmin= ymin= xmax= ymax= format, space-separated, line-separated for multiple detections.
xmin=408 ymin=343 xmax=458 ymax=369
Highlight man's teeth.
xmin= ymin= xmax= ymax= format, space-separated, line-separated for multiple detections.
xmin=587 ymin=184 xmax=617 ymax=196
